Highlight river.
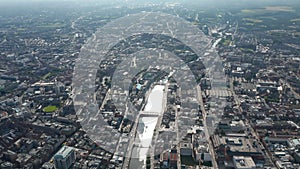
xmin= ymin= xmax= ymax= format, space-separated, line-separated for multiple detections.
xmin=132 ymin=85 xmax=165 ymax=168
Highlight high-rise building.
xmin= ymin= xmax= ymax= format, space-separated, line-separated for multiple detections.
xmin=54 ymin=146 xmax=76 ymax=169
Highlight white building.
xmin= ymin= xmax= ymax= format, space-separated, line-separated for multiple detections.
xmin=233 ymin=156 xmax=256 ymax=169
xmin=54 ymin=146 xmax=76 ymax=169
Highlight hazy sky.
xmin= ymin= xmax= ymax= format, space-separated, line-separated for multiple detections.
xmin=1 ymin=0 xmax=300 ymax=4
xmin=0 ymin=0 xmax=118 ymax=5
xmin=1 ymin=0 xmax=300 ymax=8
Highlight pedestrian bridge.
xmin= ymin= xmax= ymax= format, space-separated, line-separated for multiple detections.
xmin=139 ymin=111 xmax=161 ymax=116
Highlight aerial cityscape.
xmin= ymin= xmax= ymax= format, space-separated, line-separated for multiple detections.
xmin=0 ymin=0 xmax=299 ymax=169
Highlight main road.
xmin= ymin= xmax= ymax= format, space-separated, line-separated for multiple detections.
xmin=197 ymin=85 xmax=218 ymax=169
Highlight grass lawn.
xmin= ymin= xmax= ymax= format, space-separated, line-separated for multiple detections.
xmin=42 ymin=72 xmax=52 ymax=80
xmin=43 ymin=106 xmax=58 ymax=113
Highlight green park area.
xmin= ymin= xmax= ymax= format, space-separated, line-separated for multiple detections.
xmin=43 ymin=106 xmax=58 ymax=113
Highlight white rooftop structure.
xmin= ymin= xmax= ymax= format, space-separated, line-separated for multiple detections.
xmin=233 ymin=156 xmax=256 ymax=169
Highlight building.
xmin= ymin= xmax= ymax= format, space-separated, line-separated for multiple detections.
xmin=218 ymin=120 xmax=246 ymax=133
xmin=233 ymin=156 xmax=256 ymax=169
xmin=0 ymin=162 xmax=13 ymax=169
xmin=169 ymin=148 xmax=178 ymax=168
xmin=159 ymin=146 xmax=178 ymax=168
xmin=213 ymin=136 xmax=264 ymax=163
xmin=54 ymin=146 xmax=76 ymax=169
xmin=42 ymin=162 xmax=55 ymax=169
xmin=160 ymin=151 xmax=169 ymax=167
xmin=180 ymin=142 xmax=193 ymax=156
xmin=288 ymin=138 xmax=300 ymax=148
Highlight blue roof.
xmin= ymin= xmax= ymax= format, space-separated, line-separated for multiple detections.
xmin=136 ymin=84 xmax=142 ymax=90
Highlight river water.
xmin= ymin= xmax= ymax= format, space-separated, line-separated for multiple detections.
xmin=133 ymin=85 xmax=165 ymax=167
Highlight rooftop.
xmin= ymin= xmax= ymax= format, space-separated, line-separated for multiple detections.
xmin=54 ymin=146 xmax=74 ymax=159
xmin=233 ymin=156 xmax=256 ymax=169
